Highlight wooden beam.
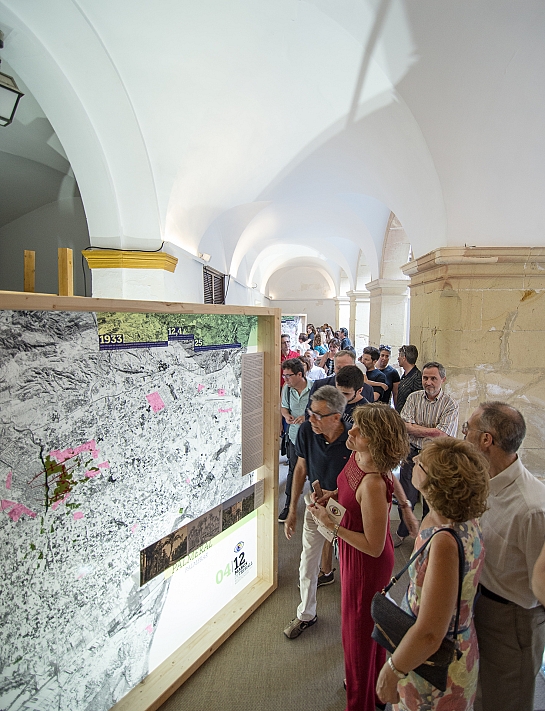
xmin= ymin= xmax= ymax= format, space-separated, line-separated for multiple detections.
xmin=57 ymin=248 xmax=74 ymax=296
xmin=0 ymin=291 xmax=279 ymax=316
xmin=23 ymin=250 xmax=35 ymax=293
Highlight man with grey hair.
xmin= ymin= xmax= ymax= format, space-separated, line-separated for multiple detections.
xmin=395 ymin=360 xmax=459 ymax=544
xmin=464 ymin=402 xmax=545 ymax=711
xmin=283 ymin=386 xmax=350 ymax=638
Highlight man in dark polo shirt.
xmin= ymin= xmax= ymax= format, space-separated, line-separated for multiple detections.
xmin=308 ymin=349 xmax=374 ymax=405
xmin=395 ymin=344 xmax=423 ymax=413
xmin=335 ymin=365 xmax=369 ymax=427
xmin=283 ymin=386 xmax=350 ymax=638
xmin=359 ymin=346 xmax=387 ymax=401
xmin=376 ymin=344 xmax=401 ymax=405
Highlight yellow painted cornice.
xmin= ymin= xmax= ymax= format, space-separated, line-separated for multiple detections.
xmin=82 ymin=250 xmax=178 ymax=273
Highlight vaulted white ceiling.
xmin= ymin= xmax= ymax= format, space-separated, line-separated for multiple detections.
xmin=1 ymin=0 xmax=544 ymax=298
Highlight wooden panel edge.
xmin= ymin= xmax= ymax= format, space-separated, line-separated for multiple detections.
xmin=110 ymin=577 xmax=276 ymax=711
xmin=0 ymin=291 xmax=281 ymax=316
xmin=257 ymin=313 xmax=280 ymax=585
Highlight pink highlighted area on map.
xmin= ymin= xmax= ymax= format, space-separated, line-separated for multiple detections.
xmin=50 ymin=439 xmax=100 ymax=463
xmin=146 ymin=391 xmax=165 ymax=413
xmin=1 ymin=499 xmax=37 ymax=522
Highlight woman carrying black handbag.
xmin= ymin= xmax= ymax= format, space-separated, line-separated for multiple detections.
xmin=376 ymin=438 xmax=489 ymax=710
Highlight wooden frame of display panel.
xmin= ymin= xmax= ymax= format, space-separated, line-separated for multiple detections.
xmin=0 ymin=291 xmax=280 ymax=711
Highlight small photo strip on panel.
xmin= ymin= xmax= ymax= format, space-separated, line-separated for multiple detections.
xmin=140 ymin=480 xmax=264 ymax=586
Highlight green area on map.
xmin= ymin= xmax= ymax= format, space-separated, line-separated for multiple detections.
xmin=96 ymin=312 xmax=258 ymax=348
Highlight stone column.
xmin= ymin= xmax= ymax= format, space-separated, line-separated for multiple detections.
xmin=335 ymin=296 xmax=350 ymax=334
xmin=347 ymin=289 xmax=370 ymax=354
xmin=403 ymin=246 xmax=545 ymax=477
xmin=365 ymin=278 xmax=409 ymax=352
xmin=83 ymin=250 xmax=178 ymax=300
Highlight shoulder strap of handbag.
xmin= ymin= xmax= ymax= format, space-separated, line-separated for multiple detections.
xmin=383 ymin=527 xmax=465 ymax=642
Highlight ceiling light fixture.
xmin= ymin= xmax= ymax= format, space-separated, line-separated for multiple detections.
xmin=0 ymin=32 xmax=24 ymax=127
xmin=198 ymin=252 xmax=211 ymax=262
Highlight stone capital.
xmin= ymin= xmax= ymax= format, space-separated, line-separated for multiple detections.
xmin=364 ymin=279 xmax=409 ymax=297
xmin=402 ymin=246 xmax=545 ymax=288
xmin=346 ymin=289 xmax=370 ymax=303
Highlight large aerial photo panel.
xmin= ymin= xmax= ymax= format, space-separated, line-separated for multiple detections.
xmin=0 ymin=309 xmax=260 ymax=711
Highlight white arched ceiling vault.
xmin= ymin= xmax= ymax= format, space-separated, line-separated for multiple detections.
xmin=266 ymin=258 xmax=338 ymax=301
xmin=230 ymin=198 xmax=390 ymax=291
xmin=1 ymin=0 xmax=544 ymax=296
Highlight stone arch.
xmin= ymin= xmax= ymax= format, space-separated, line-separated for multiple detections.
xmin=1 ymin=2 xmax=161 ymax=247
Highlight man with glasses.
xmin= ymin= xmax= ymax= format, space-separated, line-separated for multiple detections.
xmin=283 ymin=386 xmax=351 ymax=638
xmin=463 ymin=402 xmax=545 ymax=711
xmin=376 ymin=345 xmax=401 ymax=405
xmin=395 ymin=344 xmax=423 ymax=413
xmin=279 ymin=358 xmax=312 ymax=522
xmin=395 ymin=361 xmax=458 ymax=545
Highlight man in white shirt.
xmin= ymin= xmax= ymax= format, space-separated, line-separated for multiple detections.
xmin=464 ymin=401 xmax=545 ymax=711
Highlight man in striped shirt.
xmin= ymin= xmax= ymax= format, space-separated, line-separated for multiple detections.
xmin=394 ymin=361 xmax=459 ymax=544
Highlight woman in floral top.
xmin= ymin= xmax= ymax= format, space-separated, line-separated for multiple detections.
xmin=376 ymin=438 xmax=489 ymax=711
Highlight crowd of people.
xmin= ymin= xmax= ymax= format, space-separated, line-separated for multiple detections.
xmin=279 ymin=328 xmax=545 ymax=711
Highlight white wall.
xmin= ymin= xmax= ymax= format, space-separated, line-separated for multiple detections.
xmin=269 ymin=299 xmax=336 ymax=329
xmin=0 ymin=197 xmax=90 ymax=295
xmin=90 ymin=242 xmax=269 ymax=306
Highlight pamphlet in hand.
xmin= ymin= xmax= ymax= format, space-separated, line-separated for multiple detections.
xmin=305 ymin=493 xmax=346 ymax=542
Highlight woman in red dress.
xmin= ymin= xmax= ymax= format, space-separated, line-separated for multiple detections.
xmin=312 ymin=403 xmax=409 ymax=711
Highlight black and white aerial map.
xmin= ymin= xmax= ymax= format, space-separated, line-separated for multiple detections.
xmin=0 ymin=308 xmax=258 ymax=711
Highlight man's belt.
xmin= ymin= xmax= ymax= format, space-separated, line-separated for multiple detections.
xmin=479 ymin=583 xmax=511 ymax=605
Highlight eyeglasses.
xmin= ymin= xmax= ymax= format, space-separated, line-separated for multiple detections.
xmin=414 ymin=457 xmax=429 ymax=477
xmin=462 ymin=421 xmax=487 ymax=436
xmin=461 ymin=421 xmax=495 ymax=442
xmin=283 ymin=373 xmax=296 ymax=378
xmin=308 ymin=409 xmax=337 ymax=421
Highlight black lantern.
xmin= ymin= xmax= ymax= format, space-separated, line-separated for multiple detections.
xmin=0 ymin=70 xmax=24 ymax=126
xmin=0 ymin=31 xmax=24 ymax=127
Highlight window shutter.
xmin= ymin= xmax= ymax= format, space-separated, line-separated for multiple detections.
xmin=203 ymin=267 xmax=225 ymax=305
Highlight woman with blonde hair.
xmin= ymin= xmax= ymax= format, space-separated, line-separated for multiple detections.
xmin=376 ymin=437 xmax=489 ymax=710
xmin=312 ymin=403 xmax=410 ymax=711
xmin=312 ymin=331 xmax=327 ymax=356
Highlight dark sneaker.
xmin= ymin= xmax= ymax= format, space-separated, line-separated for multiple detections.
xmin=278 ymin=507 xmax=289 ymax=522
xmin=317 ymin=569 xmax=336 ymax=587
xmin=283 ymin=615 xmax=317 ymax=639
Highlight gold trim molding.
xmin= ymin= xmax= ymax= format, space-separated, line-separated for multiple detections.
xmin=82 ymin=250 xmax=178 ymax=273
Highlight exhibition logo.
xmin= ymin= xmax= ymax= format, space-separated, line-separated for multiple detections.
xmin=234 ymin=541 xmax=244 ymax=553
